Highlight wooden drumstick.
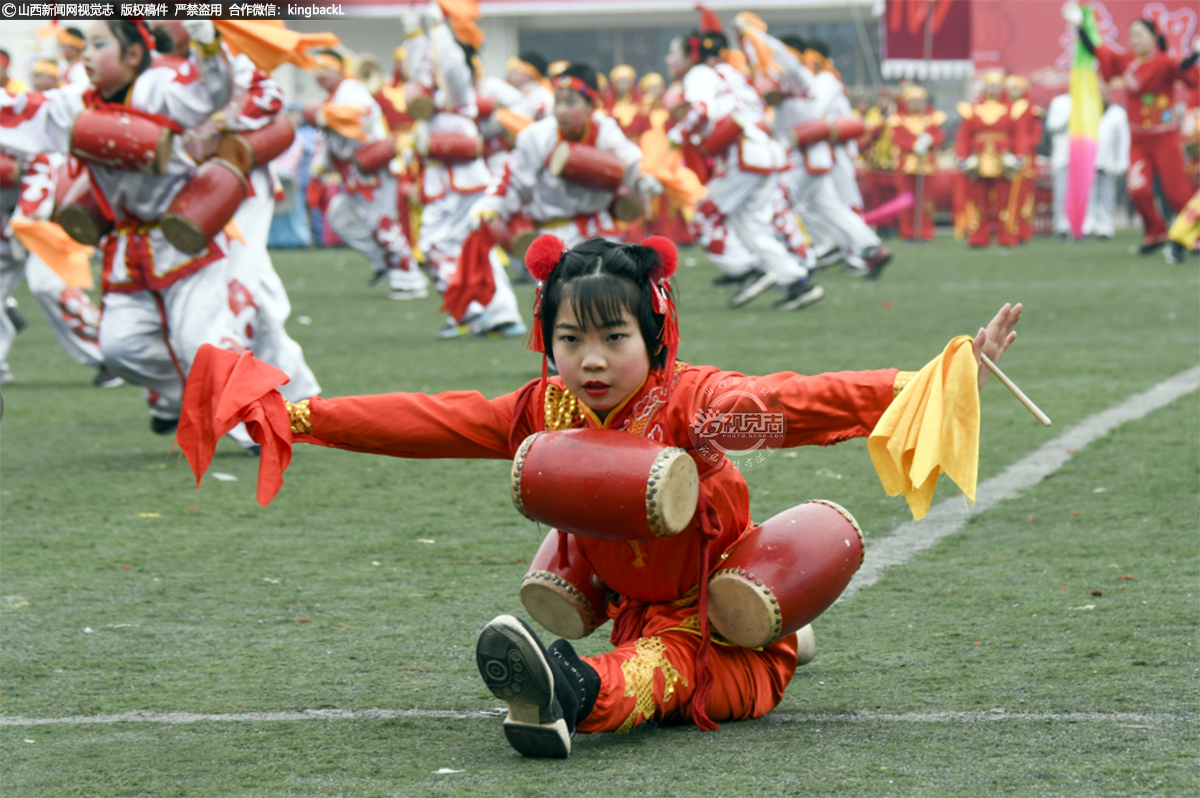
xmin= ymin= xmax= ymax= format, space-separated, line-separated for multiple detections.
xmin=981 ymin=354 xmax=1052 ymax=427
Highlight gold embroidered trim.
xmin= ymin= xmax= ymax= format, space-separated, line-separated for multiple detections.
xmin=543 ymin=384 xmax=581 ymax=431
xmin=285 ymin=399 xmax=313 ymax=435
xmin=617 ymin=636 xmax=686 ymax=733
xmin=893 ymin=371 xmax=918 ymax=398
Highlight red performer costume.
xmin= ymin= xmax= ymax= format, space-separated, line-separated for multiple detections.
xmin=956 ymin=69 xmax=1025 ymax=248
xmin=1006 ymin=75 xmax=1042 ymax=244
xmin=1075 ymin=9 xmax=1200 ymax=250
xmin=888 ymin=84 xmax=944 ymax=241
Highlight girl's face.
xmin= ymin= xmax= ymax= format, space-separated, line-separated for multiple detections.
xmin=1128 ymin=22 xmax=1155 ymax=57
xmin=553 ymin=88 xmax=591 ymax=140
xmin=552 ymin=299 xmax=650 ymax=421
xmin=665 ymin=39 xmax=689 ymax=80
xmin=82 ymin=21 xmax=140 ymax=96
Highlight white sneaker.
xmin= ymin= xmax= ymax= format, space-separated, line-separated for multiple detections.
xmin=387 ymin=285 xmax=429 ymax=301
xmin=0 ymin=363 xmax=13 ymax=386
xmin=774 ymin=282 xmax=825 ymax=311
xmin=729 ymin=272 xmax=778 ymax=308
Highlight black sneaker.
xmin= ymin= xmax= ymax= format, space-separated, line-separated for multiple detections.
xmin=477 ymin=615 xmax=571 ymax=758
xmin=1138 ymin=237 xmax=1167 ymax=255
xmin=1163 ymin=240 xmax=1187 ymax=265
xmin=862 ymin=246 xmax=892 ymax=279
xmin=6 ymin=304 xmax=27 ymax=334
xmin=150 ymin=416 xmax=178 ymax=435
xmin=774 ymin=281 xmax=826 ymax=311
xmin=93 ymin=364 xmax=125 ymax=389
xmin=712 ymin=273 xmax=745 ymax=287
xmin=367 ymin=269 xmax=388 ymax=288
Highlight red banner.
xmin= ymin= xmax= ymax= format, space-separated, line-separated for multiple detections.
xmin=884 ymin=0 xmax=973 ymax=62
xmin=972 ymin=0 xmax=1199 ymax=105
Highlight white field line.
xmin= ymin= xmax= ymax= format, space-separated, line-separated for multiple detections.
xmin=842 ymin=364 xmax=1200 ymax=601
xmin=2 ymin=366 xmax=1197 ymax=731
xmin=1 ymin=708 xmax=1194 ymax=728
xmin=849 ymin=278 xmax=1200 ymax=292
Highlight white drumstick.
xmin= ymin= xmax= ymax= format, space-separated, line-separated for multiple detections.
xmin=981 ymin=354 xmax=1051 ymax=427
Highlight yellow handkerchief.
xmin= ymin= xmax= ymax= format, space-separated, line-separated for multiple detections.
xmin=868 ymin=335 xmax=980 ymax=520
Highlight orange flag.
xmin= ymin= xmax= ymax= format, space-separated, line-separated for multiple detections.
xmin=437 ymin=0 xmax=484 ymax=49
xmin=495 ymin=108 xmax=534 ymax=139
xmin=9 ymin=219 xmax=94 ymax=288
xmin=213 ymin=20 xmax=340 ymax=73
xmin=321 ymin=104 xmax=370 ymax=141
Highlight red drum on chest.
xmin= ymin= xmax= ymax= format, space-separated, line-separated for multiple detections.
xmin=511 ymin=429 xmax=699 ymax=541
xmin=69 ymin=107 xmax=174 ymax=174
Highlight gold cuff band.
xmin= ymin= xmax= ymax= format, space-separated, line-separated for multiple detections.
xmin=285 ymin=399 xmax=313 ymax=435
xmin=893 ymin=370 xmax=918 ymax=398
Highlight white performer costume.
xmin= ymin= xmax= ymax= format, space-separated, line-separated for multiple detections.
xmin=0 ymin=49 xmax=257 ymax=444
xmin=826 ymin=76 xmax=864 ymax=212
xmin=472 ymin=112 xmax=643 ymax=247
xmin=478 ymin=71 xmax=554 ymax=178
xmin=60 ymin=59 xmax=89 ymax=88
xmin=671 ymin=58 xmax=809 ymax=294
xmin=406 ymin=15 xmax=521 ymax=334
xmin=210 ymin=50 xmax=320 ymax=401
xmin=0 ymin=152 xmax=108 ymax=384
xmin=756 ymin=31 xmax=882 ymax=267
xmin=315 ymin=73 xmax=425 ymax=298
xmin=1086 ymin=102 xmax=1130 ymax=239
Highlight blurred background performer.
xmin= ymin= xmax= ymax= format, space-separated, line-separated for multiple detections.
xmin=310 ymin=49 xmax=426 ymax=299
xmin=888 ymin=84 xmax=944 ymax=242
xmin=1005 ymin=74 xmax=1042 ymax=245
xmin=1 ymin=151 xmax=119 ymax=388
xmin=957 ymin=69 xmax=1024 ymax=249
xmin=1066 ymin=2 xmax=1200 ymax=254
xmin=669 ymin=9 xmax=821 ymax=312
xmin=0 ymin=19 xmax=256 ymax=444
xmin=57 ymin=26 xmax=90 ymax=87
xmin=153 ymin=19 xmax=322 ymax=402
xmin=404 ymin=1 xmax=525 ymax=339
xmin=741 ymin=23 xmax=888 ymax=278
xmin=1085 ymin=80 xmax=1130 ymax=240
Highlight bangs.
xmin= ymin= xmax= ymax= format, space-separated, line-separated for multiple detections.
xmin=559 ymin=272 xmax=640 ymax=333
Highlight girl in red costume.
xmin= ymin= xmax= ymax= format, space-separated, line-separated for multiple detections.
xmin=1065 ymin=2 xmax=1200 ymax=253
xmin=178 ymin=234 xmax=1021 ymax=758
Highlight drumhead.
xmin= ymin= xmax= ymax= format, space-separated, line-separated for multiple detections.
xmin=548 ymin=141 xmax=571 ymax=177
xmin=646 ymin=449 xmax=700 ymax=537
xmin=707 ymin=571 xmax=778 ymax=649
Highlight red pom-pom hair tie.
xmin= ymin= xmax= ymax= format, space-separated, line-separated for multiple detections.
xmin=640 ymin=236 xmax=680 ymax=377
xmin=525 ymin=234 xmax=567 ymax=355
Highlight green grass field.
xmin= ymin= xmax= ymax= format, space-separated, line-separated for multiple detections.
xmin=1 ymin=232 xmax=1197 ymax=797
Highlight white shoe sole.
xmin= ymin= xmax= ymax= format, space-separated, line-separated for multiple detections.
xmin=776 ymin=284 xmax=826 ymax=311
xmin=729 ymin=273 xmax=778 ymax=307
xmin=477 ymin=615 xmax=570 ymax=758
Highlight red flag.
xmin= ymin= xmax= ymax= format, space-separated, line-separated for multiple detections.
xmin=176 ymin=345 xmax=293 ymax=507
xmin=441 ymin=226 xmax=497 ymax=321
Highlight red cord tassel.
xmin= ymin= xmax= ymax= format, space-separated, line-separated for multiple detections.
xmin=690 ymin=490 xmax=722 ymax=731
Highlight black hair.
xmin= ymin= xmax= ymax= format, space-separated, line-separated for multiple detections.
xmin=807 ymin=39 xmax=831 ymax=59
xmin=683 ymin=29 xmax=729 ymax=63
xmin=152 ymin=26 xmax=176 ymax=55
xmin=540 ymin=238 xmax=671 ymax=372
xmin=1131 ymin=18 xmax=1168 ymax=52
xmin=780 ymin=34 xmax=808 ymax=54
xmin=518 ymin=51 xmax=548 ymax=77
xmin=107 ymin=21 xmax=153 ymax=72
xmin=460 ymin=42 xmax=481 ymax=79
xmin=559 ymin=62 xmax=600 ymax=96
xmin=65 ymin=27 xmax=84 ymax=40
xmin=316 ymin=48 xmax=344 ymax=67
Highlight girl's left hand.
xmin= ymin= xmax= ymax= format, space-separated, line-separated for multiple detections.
xmin=973 ymin=303 xmax=1022 ymax=389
